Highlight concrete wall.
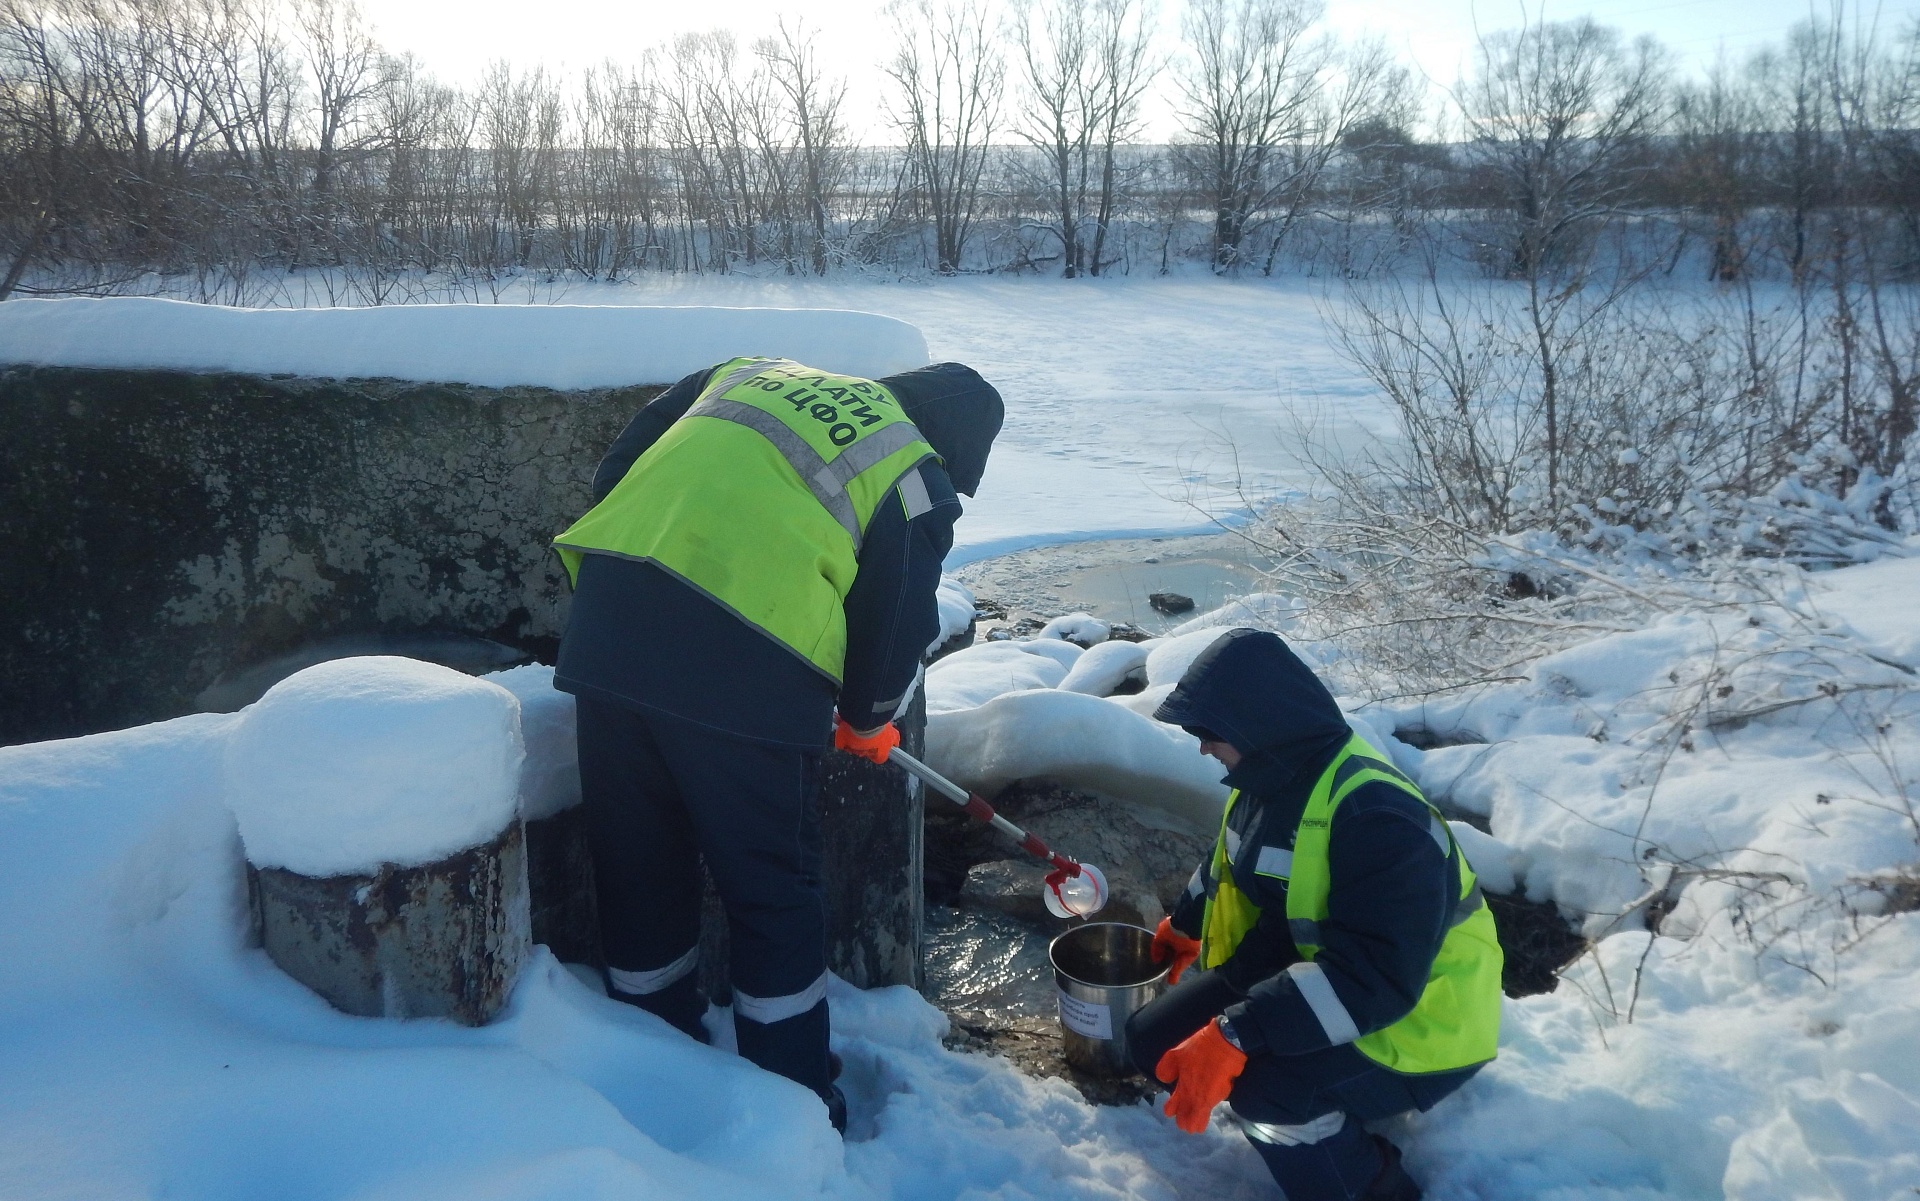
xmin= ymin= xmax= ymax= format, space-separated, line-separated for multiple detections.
xmin=1 ymin=365 xmax=658 ymax=745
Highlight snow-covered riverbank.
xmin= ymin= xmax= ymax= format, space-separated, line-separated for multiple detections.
xmin=4 ymin=543 xmax=1915 ymax=1200
xmin=3 ymin=286 xmax=1914 ymax=1200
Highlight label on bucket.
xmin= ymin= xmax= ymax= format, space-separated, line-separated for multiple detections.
xmin=1057 ymin=990 xmax=1113 ymax=1040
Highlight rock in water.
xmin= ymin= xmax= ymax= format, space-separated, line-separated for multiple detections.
xmin=1148 ymin=592 xmax=1195 ymax=615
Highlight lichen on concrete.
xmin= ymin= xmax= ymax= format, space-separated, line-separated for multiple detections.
xmin=0 ymin=365 xmax=661 ymax=744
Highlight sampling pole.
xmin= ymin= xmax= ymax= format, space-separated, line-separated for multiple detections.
xmin=889 ymin=748 xmax=1109 ymax=918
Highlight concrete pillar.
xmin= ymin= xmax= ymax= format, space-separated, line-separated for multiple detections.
xmin=699 ymin=685 xmax=929 ymax=1003
xmin=523 ymin=803 xmax=601 ymax=970
xmin=250 ymin=823 xmax=531 ymax=1025
xmin=226 ymin=656 xmax=532 ymax=1027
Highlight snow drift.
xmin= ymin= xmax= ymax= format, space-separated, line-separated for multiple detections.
xmin=928 ymin=690 xmax=1228 ymax=831
xmin=0 ymin=297 xmax=930 ymax=387
xmin=919 ymin=596 xmax=1311 ymax=826
xmin=224 ymin=656 xmax=525 ymax=876
xmin=2 ymin=553 xmax=1917 ymax=1199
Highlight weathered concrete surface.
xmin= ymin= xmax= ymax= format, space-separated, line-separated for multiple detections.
xmin=0 ymin=365 xmax=659 ymax=745
xmin=820 ymin=685 xmax=928 ymax=991
xmin=249 ymin=821 xmax=532 ymax=1025
xmin=524 ymin=804 xmax=602 ymax=970
xmin=699 ymin=686 xmax=929 ymax=1003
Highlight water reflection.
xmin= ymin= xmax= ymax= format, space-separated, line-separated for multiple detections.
xmin=924 ymin=905 xmax=1056 ymax=1021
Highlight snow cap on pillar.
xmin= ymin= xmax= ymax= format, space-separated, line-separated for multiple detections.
xmin=224 ymin=656 xmax=525 ymax=877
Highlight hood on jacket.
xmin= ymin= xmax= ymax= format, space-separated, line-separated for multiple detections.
xmin=1153 ymin=628 xmax=1352 ymax=785
xmin=878 ymin=362 xmax=1004 ymax=496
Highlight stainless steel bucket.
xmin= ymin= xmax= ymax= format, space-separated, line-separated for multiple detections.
xmin=1050 ymin=922 xmax=1168 ymax=1076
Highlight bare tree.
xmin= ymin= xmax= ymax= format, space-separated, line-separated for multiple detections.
xmin=293 ymin=0 xmax=380 ymax=225
xmin=756 ymin=22 xmax=847 ymax=275
xmin=1454 ymin=16 xmax=1667 ymax=281
xmin=1008 ymin=0 xmax=1156 ymax=277
xmin=0 ymin=0 xmax=81 ymax=297
xmin=1172 ymin=0 xmax=1330 ymax=272
xmin=1452 ymin=17 xmax=1668 ymax=511
xmin=1750 ymin=23 xmax=1836 ymax=283
xmin=1816 ymin=8 xmax=1919 ymax=510
xmin=887 ymin=0 xmax=1003 ymax=273
xmin=192 ymin=0 xmax=300 ymax=262
xmin=478 ymin=61 xmax=560 ymax=268
xmin=1672 ymin=55 xmax=1763 ymax=281
xmin=1085 ymin=0 xmax=1156 ymax=273
xmin=1010 ymin=0 xmax=1095 ymax=275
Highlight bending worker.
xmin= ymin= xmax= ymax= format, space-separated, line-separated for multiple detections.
xmin=551 ymin=357 xmax=1003 ymax=1132
xmin=1128 ymin=629 xmax=1503 ymax=1201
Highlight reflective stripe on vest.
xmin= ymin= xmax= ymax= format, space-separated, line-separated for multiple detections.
xmin=1198 ymin=733 xmax=1504 ymax=1075
xmin=552 ymin=358 xmax=938 ymax=681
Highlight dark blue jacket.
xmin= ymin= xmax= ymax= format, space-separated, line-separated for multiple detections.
xmin=554 ymin=362 xmax=999 ymax=747
xmin=1156 ymin=630 xmax=1458 ymax=1062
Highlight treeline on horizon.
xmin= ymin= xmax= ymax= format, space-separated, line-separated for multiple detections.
xmin=1 ymin=0 xmax=1917 ymax=301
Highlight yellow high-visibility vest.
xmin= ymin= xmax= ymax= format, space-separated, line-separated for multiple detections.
xmin=1201 ymin=733 xmax=1503 ymax=1075
xmin=554 ymin=357 xmax=937 ymax=681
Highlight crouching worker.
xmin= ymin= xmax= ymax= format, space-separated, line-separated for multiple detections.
xmin=551 ymin=358 xmax=1003 ymax=1133
xmin=1126 ymin=629 xmax=1502 ymax=1200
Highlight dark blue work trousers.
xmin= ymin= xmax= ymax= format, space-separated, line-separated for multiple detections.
xmin=575 ymin=695 xmax=833 ymax=1098
xmin=1127 ymin=969 xmax=1481 ymax=1199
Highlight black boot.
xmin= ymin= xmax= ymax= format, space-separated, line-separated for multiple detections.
xmin=606 ymin=970 xmax=710 ymax=1044
xmin=822 ymin=1083 xmax=849 ymax=1135
xmin=1362 ymin=1136 xmax=1421 ymax=1201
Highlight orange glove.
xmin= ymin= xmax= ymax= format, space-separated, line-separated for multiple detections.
xmin=1150 ymin=917 xmax=1202 ymax=986
xmin=834 ymin=716 xmax=900 ymax=764
xmin=1155 ymin=1018 xmax=1248 ymax=1134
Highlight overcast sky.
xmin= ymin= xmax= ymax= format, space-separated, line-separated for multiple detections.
xmin=353 ymin=0 xmax=1913 ymax=139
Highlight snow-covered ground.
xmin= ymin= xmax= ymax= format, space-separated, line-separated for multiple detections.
xmin=3 ymin=283 xmax=1915 ymax=1199
xmin=6 ymin=554 xmax=1915 ymax=1200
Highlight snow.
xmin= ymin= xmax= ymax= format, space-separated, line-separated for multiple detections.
xmin=915 ymin=593 xmax=1318 ymax=821
xmin=1 ymin=278 xmax=1391 ymax=561
xmin=930 ymin=578 xmax=977 ymax=655
xmin=1358 ymin=552 xmax=1920 ymax=1200
xmin=136 ymin=273 xmax=1387 ymax=559
xmin=1036 ymin=613 xmax=1111 ymax=645
xmin=0 ymin=296 xmax=929 ymax=388
xmin=1446 ymin=823 xmax=1521 ymax=896
xmin=488 ymin=665 xmax=581 ymax=822
xmin=924 ymin=641 xmax=1074 ymax=712
xmin=223 ymin=656 xmax=524 ymax=876
xmin=1059 ymin=640 xmax=1151 ymax=696
xmin=4 ymin=280 xmax=1918 ymax=1201
xmin=1166 ymin=593 xmax=1306 ymax=638
xmin=927 ymin=691 xmax=1228 ymax=833
xmin=0 ymin=704 xmax=1271 ymax=1201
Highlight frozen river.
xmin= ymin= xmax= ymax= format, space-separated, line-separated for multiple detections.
xmin=564 ymin=275 xmax=1396 ymax=560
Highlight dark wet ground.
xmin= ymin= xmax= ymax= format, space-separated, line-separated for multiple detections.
xmin=918 ymin=775 xmax=1588 ymax=1104
xmin=926 ymin=905 xmax=1162 ymax=1107
xmin=920 ymin=782 xmax=1183 ymax=1106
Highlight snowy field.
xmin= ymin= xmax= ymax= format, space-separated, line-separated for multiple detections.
xmin=3 ymin=286 xmax=1916 ymax=1200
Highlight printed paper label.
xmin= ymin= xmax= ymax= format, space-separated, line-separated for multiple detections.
xmin=1057 ymin=990 xmax=1113 ymax=1040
